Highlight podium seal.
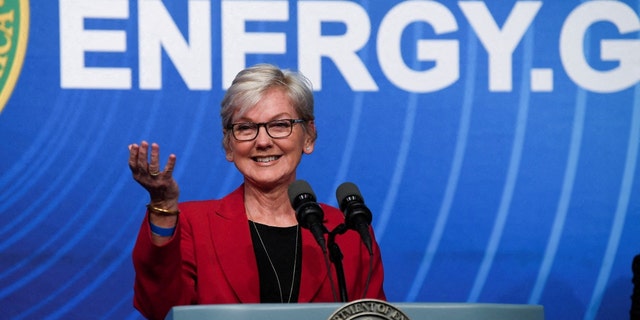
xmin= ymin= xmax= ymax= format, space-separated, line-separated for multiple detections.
xmin=328 ymin=299 xmax=411 ymax=320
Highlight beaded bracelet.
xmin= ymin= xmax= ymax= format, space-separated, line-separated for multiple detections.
xmin=146 ymin=204 xmax=180 ymax=216
xmin=149 ymin=222 xmax=176 ymax=237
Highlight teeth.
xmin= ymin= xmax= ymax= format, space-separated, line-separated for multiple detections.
xmin=255 ymin=156 xmax=278 ymax=163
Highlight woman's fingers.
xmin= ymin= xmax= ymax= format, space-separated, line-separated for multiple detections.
xmin=128 ymin=143 xmax=139 ymax=172
xmin=137 ymin=141 xmax=150 ymax=173
xmin=128 ymin=141 xmax=177 ymax=179
xmin=148 ymin=143 xmax=161 ymax=176
xmin=128 ymin=141 xmax=180 ymax=203
xmin=163 ymin=154 xmax=177 ymax=177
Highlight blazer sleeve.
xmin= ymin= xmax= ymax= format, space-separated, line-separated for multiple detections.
xmin=132 ymin=212 xmax=197 ymax=320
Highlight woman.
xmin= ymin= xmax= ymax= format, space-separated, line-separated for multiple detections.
xmin=128 ymin=64 xmax=386 ymax=320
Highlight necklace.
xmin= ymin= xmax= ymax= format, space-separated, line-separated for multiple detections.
xmin=249 ymin=217 xmax=299 ymax=303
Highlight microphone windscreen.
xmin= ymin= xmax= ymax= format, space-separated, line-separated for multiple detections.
xmin=288 ymin=180 xmax=316 ymax=205
xmin=336 ymin=182 xmax=362 ymax=205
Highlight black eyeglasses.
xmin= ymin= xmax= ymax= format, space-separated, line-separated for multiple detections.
xmin=228 ymin=119 xmax=306 ymax=141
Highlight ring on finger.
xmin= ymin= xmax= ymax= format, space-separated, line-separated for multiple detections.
xmin=150 ymin=171 xmax=161 ymax=177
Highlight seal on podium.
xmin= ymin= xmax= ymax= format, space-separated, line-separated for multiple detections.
xmin=328 ymin=299 xmax=410 ymax=320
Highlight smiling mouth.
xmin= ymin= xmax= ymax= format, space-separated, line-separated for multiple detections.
xmin=253 ymin=155 xmax=281 ymax=163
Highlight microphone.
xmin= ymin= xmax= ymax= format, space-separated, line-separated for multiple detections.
xmin=336 ymin=182 xmax=373 ymax=255
xmin=288 ymin=180 xmax=327 ymax=252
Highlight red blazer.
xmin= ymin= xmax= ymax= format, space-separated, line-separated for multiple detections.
xmin=132 ymin=185 xmax=386 ymax=320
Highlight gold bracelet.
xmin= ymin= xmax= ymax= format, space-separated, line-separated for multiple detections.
xmin=146 ymin=204 xmax=180 ymax=216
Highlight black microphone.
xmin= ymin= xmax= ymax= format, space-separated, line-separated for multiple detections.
xmin=336 ymin=182 xmax=373 ymax=255
xmin=288 ymin=180 xmax=327 ymax=252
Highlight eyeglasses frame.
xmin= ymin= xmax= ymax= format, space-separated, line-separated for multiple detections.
xmin=227 ymin=118 xmax=307 ymax=141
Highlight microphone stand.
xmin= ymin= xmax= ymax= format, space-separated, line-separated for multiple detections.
xmin=328 ymin=223 xmax=349 ymax=302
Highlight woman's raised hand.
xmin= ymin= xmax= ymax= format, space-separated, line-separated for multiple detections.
xmin=128 ymin=141 xmax=180 ymax=207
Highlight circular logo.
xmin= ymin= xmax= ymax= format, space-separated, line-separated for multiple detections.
xmin=328 ymin=299 xmax=411 ymax=320
xmin=0 ymin=0 xmax=29 ymax=113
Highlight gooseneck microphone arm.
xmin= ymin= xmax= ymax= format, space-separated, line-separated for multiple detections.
xmin=328 ymin=224 xmax=349 ymax=302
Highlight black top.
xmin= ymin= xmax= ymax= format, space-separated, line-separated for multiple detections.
xmin=249 ymin=221 xmax=302 ymax=303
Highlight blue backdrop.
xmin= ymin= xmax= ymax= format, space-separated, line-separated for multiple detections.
xmin=1 ymin=1 xmax=639 ymax=319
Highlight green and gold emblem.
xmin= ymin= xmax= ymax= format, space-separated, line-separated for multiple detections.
xmin=0 ymin=0 xmax=28 ymax=113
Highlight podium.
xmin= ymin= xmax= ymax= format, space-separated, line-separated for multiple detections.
xmin=166 ymin=302 xmax=544 ymax=320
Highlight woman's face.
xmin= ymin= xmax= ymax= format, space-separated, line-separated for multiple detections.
xmin=225 ymin=87 xmax=315 ymax=189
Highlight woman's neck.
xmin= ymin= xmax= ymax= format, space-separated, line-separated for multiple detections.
xmin=244 ymin=183 xmax=298 ymax=227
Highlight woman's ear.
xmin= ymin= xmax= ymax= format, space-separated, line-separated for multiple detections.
xmin=304 ymin=144 xmax=314 ymax=154
xmin=225 ymin=148 xmax=234 ymax=162
xmin=304 ymin=121 xmax=316 ymax=154
xmin=223 ymin=132 xmax=234 ymax=162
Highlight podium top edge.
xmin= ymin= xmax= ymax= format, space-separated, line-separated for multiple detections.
xmin=171 ymin=302 xmax=544 ymax=310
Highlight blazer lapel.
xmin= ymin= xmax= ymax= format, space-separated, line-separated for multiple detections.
xmin=208 ymin=186 xmax=261 ymax=303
